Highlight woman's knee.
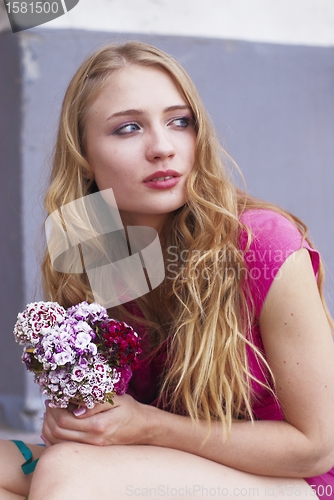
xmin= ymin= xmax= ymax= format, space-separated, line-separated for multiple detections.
xmin=34 ymin=442 xmax=84 ymax=479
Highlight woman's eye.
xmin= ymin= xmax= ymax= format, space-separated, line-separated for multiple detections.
xmin=113 ymin=123 xmax=140 ymax=135
xmin=169 ymin=116 xmax=192 ymax=128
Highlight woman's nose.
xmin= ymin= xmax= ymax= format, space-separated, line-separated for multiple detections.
xmin=145 ymin=126 xmax=175 ymax=161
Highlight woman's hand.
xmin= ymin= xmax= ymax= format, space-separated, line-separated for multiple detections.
xmin=42 ymin=394 xmax=153 ymax=447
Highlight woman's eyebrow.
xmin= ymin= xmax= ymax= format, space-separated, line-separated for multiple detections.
xmin=106 ymin=105 xmax=191 ymax=122
xmin=164 ymin=105 xmax=192 ymax=113
xmin=106 ymin=109 xmax=144 ymax=121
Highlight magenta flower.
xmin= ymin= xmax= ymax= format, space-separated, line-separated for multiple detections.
xmin=13 ymin=301 xmax=141 ymax=409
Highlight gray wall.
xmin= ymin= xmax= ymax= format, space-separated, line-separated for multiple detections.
xmin=0 ymin=28 xmax=333 ymax=428
xmin=0 ymin=32 xmax=26 ymax=428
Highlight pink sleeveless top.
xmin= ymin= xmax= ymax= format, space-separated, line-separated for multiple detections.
xmin=127 ymin=209 xmax=334 ymax=495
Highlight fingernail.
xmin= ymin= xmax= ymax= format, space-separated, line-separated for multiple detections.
xmin=40 ymin=435 xmax=46 ymax=444
xmin=44 ymin=399 xmax=50 ymax=408
xmin=73 ymin=406 xmax=87 ymax=417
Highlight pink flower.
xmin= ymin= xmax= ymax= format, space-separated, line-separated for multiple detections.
xmin=113 ymin=366 xmax=133 ymax=395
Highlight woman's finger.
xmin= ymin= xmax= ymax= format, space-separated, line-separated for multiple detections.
xmin=71 ymin=401 xmax=113 ymax=418
xmin=40 ymin=433 xmax=52 ymax=448
xmin=43 ymin=406 xmax=85 ymax=442
xmin=43 ymin=404 xmax=114 ymax=445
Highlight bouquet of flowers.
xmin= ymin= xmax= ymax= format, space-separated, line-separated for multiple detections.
xmin=13 ymin=301 xmax=141 ymax=409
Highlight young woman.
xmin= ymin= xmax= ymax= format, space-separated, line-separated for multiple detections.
xmin=1 ymin=41 xmax=334 ymax=499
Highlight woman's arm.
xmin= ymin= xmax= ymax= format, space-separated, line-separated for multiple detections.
xmin=43 ymin=249 xmax=334 ymax=478
xmin=149 ymin=248 xmax=334 ymax=477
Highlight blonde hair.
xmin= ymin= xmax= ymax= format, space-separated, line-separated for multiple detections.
xmin=42 ymin=41 xmax=332 ymax=438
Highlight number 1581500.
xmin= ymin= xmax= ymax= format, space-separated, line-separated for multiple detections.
xmin=5 ymin=2 xmax=60 ymax=14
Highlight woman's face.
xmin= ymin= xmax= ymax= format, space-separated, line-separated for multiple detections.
xmin=84 ymin=64 xmax=196 ymax=230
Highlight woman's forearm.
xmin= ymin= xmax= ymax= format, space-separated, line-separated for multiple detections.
xmin=144 ymin=405 xmax=333 ymax=478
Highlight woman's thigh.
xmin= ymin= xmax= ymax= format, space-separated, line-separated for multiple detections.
xmin=0 ymin=440 xmax=45 ymax=497
xmin=29 ymin=443 xmax=317 ymax=500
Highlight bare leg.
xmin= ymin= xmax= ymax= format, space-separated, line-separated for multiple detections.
xmin=29 ymin=443 xmax=318 ymax=500
xmin=0 ymin=440 xmax=45 ymax=499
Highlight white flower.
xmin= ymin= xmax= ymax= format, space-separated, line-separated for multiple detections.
xmin=54 ymin=350 xmax=74 ymax=366
xmin=71 ymin=366 xmax=86 ymax=382
xmin=74 ymin=331 xmax=92 ymax=350
xmin=88 ymin=343 xmax=98 ymax=355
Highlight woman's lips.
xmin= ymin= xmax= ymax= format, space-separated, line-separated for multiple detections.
xmin=144 ymin=176 xmax=181 ymax=190
xmin=143 ymin=170 xmax=181 ymax=190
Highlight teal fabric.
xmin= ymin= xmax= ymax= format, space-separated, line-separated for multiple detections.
xmin=11 ymin=439 xmax=40 ymax=475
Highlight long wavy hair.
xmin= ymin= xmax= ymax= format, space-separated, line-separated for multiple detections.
xmin=42 ymin=41 xmax=332 ymax=437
